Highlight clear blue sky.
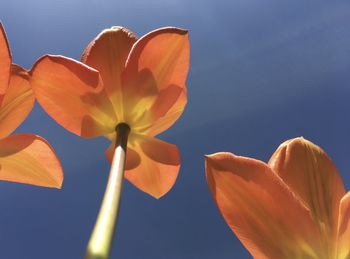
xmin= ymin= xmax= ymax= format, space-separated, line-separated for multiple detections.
xmin=1 ymin=0 xmax=350 ymax=258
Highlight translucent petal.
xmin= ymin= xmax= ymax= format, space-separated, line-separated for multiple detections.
xmin=30 ymin=55 xmax=117 ymax=137
xmin=122 ymin=27 xmax=189 ymax=135
xmin=0 ymin=134 xmax=63 ymax=188
xmin=0 ymin=65 xmax=34 ymax=138
xmin=269 ymin=137 xmax=345 ymax=254
xmin=0 ymin=23 xmax=11 ymax=95
xmin=81 ymin=27 xmax=137 ymax=119
xmin=337 ymin=192 xmax=350 ymax=259
xmin=106 ymin=134 xmax=180 ymax=198
xmin=206 ymin=152 xmax=325 ymax=258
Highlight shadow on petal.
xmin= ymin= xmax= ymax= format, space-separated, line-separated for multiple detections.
xmin=105 ymin=141 xmax=141 ymax=170
xmin=123 ymin=68 xmax=158 ymax=99
xmin=125 ymin=147 xmax=141 ymax=170
xmin=79 ymin=90 xmax=117 ymax=137
xmin=81 ymin=116 xmax=112 ymax=138
xmin=139 ymin=137 xmax=180 ymax=166
xmin=44 ymin=55 xmax=101 ymax=88
xmin=0 ymin=134 xmax=35 ymax=157
xmin=149 ymin=84 xmax=183 ymax=120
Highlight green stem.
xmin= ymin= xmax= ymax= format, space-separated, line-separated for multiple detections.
xmin=85 ymin=123 xmax=130 ymax=259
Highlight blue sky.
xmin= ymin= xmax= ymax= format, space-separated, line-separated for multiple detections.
xmin=1 ymin=0 xmax=350 ymax=258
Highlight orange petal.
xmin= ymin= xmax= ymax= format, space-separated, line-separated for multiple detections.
xmin=145 ymin=88 xmax=187 ymax=136
xmin=123 ymin=27 xmax=189 ymax=91
xmin=0 ymin=134 xmax=63 ymax=188
xmin=122 ymin=27 xmax=189 ymax=135
xmin=106 ymin=134 xmax=180 ymax=198
xmin=337 ymin=192 xmax=350 ymax=259
xmin=268 ymin=137 xmax=345 ymax=252
xmin=105 ymin=142 xmax=140 ymax=171
xmin=0 ymin=23 xmax=11 ymax=95
xmin=206 ymin=152 xmax=324 ymax=258
xmin=30 ymin=55 xmax=117 ymax=138
xmin=125 ymin=84 xmax=186 ymax=136
xmin=0 ymin=65 xmax=34 ymax=138
xmin=81 ymin=27 xmax=137 ymax=119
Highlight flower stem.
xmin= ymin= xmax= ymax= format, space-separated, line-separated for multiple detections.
xmin=85 ymin=123 xmax=130 ymax=259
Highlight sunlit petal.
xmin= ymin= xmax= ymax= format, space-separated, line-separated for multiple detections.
xmin=0 ymin=23 xmax=11 ymax=95
xmin=127 ymin=84 xmax=187 ymax=136
xmin=0 ymin=134 xmax=63 ymax=188
xmin=206 ymin=152 xmax=324 ymax=258
xmin=30 ymin=55 xmax=117 ymax=137
xmin=106 ymin=142 xmax=140 ymax=171
xmin=122 ymin=27 xmax=189 ymax=134
xmin=337 ymin=192 xmax=350 ymax=259
xmin=106 ymin=134 xmax=180 ymax=199
xmin=81 ymin=27 xmax=137 ymax=119
xmin=124 ymin=27 xmax=189 ymax=91
xmin=0 ymin=65 xmax=34 ymax=138
xmin=145 ymin=87 xmax=187 ymax=136
xmin=268 ymin=137 xmax=345 ymax=253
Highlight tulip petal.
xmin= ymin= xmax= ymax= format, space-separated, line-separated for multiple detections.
xmin=146 ymin=87 xmax=187 ymax=136
xmin=122 ymin=27 xmax=189 ymax=135
xmin=125 ymin=84 xmax=186 ymax=136
xmin=106 ymin=134 xmax=180 ymax=198
xmin=0 ymin=23 xmax=11 ymax=95
xmin=337 ymin=192 xmax=350 ymax=259
xmin=81 ymin=27 xmax=137 ymax=118
xmin=206 ymin=152 xmax=324 ymax=258
xmin=30 ymin=55 xmax=117 ymax=137
xmin=106 ymin=144 xmax=140 ymax=171
xmin=268 ymin=137 xmax=345 ymax=250
xmin=124 ymin=27 xmax=189 ymax=91
xmin=0 ymin=65 xmax=34 ymax=138
xmin=0 ymin=134 xmax=63 ymax=188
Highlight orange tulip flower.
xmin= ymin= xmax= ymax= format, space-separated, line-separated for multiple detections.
xmin=30 ymin=26 xmax=189 ymax=258
xmin=0 ymin=23 xmax=63 ymax=189
xmin=206 ymin=137 xmax=350 ymax=259
xmin=30 ymin=26 xmax=189 ymax=198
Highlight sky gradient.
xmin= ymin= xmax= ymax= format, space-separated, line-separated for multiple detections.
xmin=1 ymin=0 xmax=350 ymax=258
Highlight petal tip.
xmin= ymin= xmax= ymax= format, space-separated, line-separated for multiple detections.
xmin=152 ymin=193 xmax=163 ymax=200
xmin=204 ymin=153 xmax=216 ymax=163
xmin=161 ymin=27 xmax=189 ymax=35
xmin=205 ymin=152 xmax=235 ymax=161
xmin=29 ymin=54 xmax=52 ymax=75
xmin=205 ymin=152 xmax=237 ymax=172
xmin=106 ymin=26 xmax=137 ymax=38
xmin=54 ymin=182 xmax=63 ymax=189
xmin=276 ymin=136 xmax=311 ymax=151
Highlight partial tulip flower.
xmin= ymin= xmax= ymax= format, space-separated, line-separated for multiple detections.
xmin=206 ymin=137 xmax=350 ymax=259
xmin=0 ymin=23 xmax=63 ymax=189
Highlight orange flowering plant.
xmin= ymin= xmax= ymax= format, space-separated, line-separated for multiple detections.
xmin=30 ymin=26 xmax=189 ymax=258
xmin=206 ymin=137 xmax=350 ymax=259
xmin=0 ymin=23 xmax=63 ymax=189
